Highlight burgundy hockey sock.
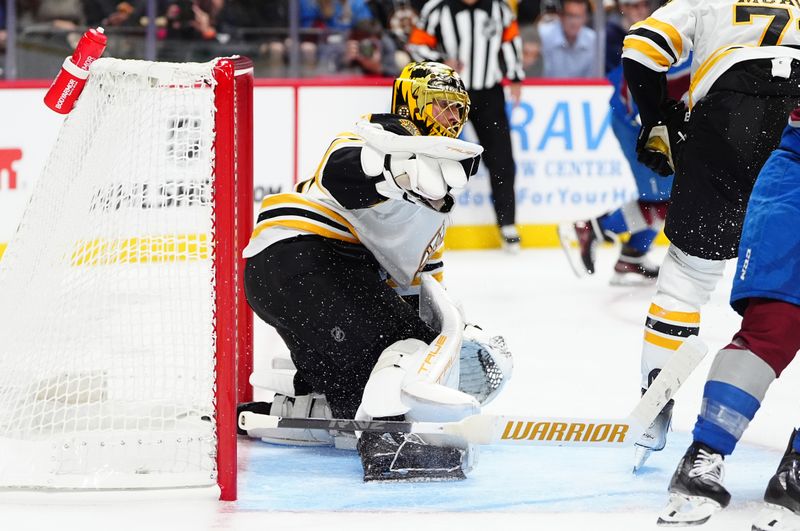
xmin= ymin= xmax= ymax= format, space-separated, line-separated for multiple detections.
xmin=732 ymin=298 xmax=800 ymax=376
xmin=638 ymin=200 xmax=669 ymax=226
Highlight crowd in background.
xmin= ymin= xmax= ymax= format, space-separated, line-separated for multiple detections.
xmin=0 ymin=0 xmax=656 ymax=80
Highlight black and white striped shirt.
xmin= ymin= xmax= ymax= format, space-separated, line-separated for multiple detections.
xmin=408 ymin=0 xmax=524 ymax=91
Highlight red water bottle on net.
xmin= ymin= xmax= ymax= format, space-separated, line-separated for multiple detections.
xmin=44 ymin=27 xmax=108 ymax=114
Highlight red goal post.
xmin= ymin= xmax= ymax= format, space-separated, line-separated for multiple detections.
xmin=215 ymin=56 xmax=255 ymax=501
xmin=0 ymin=56 xmax=254 ymax=501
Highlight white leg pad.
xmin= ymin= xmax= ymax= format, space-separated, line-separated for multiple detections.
xmin=249 ymin=353 xmax=298 ymax=397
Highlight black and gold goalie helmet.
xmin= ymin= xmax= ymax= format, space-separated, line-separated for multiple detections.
xmin=392 ymin=61 xmax=470 ymax=138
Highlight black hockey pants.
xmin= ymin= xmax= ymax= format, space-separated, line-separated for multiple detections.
xmin=666 ymin=59 xmax=800 ymax=260
xmin=244 ymin=236 xmax=438 ymax=418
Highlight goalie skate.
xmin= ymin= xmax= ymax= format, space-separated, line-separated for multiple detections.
xmin=753 ymin=504 xmax=800 ymax=531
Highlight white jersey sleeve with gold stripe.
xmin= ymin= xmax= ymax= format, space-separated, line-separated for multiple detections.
xmin=243 ymin=116 xmax=451 ymax=291
xmin=623 ymin=0 xmax=800 ymax=107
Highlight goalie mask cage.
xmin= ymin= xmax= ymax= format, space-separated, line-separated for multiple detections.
xmin=0 ymin=57 xmax=254 ymax=501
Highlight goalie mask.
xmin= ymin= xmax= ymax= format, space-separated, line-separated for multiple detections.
xmin=392 ymin=61 xmax=470 ymax=139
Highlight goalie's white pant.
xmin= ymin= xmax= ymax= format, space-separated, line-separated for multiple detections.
xmin=641 ymin=244 xmax=726 ymax=389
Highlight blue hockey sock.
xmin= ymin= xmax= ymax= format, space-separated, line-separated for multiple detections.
xmin=598 ymin=209 xmax=628 ymax=235
xmin=626 ymin=228 xmax=657 ymax=254
xmin=794 ymin=429 xmax=800 ymax=453
xmin=692 ymin=380 xmax=761 ymax=456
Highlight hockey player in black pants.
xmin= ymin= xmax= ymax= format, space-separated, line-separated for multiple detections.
xmin=655 ymin=108 xmax=800 ymax=528
xmin=620 ymin=0 xmax=800 ymax=472
xmin=239 ymin=61 xmax=512 ymax=482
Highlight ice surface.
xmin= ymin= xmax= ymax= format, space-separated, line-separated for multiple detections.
xmin=3 ymin=247 xmax=797 ymax=531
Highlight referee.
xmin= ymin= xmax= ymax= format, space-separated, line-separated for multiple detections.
xmin=408 ymin=0 xmax=525 ymax=252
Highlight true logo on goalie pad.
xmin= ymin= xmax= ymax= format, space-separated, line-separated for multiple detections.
xmin=417 ymin=335 xmax=448 ymax=375
xmin=500 ymin=420 xmax=629 ymax=444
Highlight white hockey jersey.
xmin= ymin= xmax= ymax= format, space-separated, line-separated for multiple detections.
xmin=243 ymin=114 xmax=479 ymax=292
xmin=622 ymin=0 xmax=800 ymax=107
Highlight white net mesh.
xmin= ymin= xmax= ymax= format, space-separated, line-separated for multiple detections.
xmin=0 ymin=59 xmax=224 ymax=489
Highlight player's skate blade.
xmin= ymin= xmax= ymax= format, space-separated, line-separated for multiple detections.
xmin=557 ymin=223 xmax=591 ymax=278
xmin=633 ymin=445 xmax=653 ymax=473
xmin=657 ymin=493 xmax=723 ymax=527
xmin=633 ymin=390 xmax=673 ymax=472
xmin=752 ymin=504 xmax=800 ymax=531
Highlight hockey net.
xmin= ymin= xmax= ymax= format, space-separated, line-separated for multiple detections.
xmin=0 ymin=57 xmax=253 ymax=499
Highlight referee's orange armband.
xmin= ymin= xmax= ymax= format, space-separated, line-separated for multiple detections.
xmin=502 ymin=21 xmax=519 ymax=42
xmin=409 ymin=27 xmax=438 ymax=47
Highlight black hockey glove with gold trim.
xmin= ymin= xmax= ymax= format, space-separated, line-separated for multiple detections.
xmin=636 ymin=100 xmax=688 ymax=177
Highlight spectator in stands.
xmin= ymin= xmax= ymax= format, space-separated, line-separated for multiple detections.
xmin=517 ymin=0 xmax=541 ymax=24
xmin=386 ymin=1 xmax=416 ymax=71
xmin=218 ymin=0 xmax=286 ymax=37
xmin=605 ymin=0 xmax=650 ymax=73
xmin=537 ymin=0 xmax=561 ymax=25
xmin=0 ymin=4 xmax=6 ymax=53
xmin=340 ymin=18 xmax=399 ymax=76
xmin=14 ymin=0 xmax=85 ymax=57
xmin=218 ymin=1 xmax=289 ymax=74
xmin=82 ymin=1 xmax=159 ymax=28
xmin=300 ymin=0 xmax=374 ymax=32
xmin=32 ymin=0 xmax=86 ymax=29
xmin=520 ymin=23 xmax=542 ymax=77
xmin=367 ymin=0 xmax=417 ymax=72
xmin=165 ymin=0 xmax=223 ymax=41
xmin=300 ymin=0 xmax=376 ymax=73
xmin=538 ymin=0 xmax=597 ymax=78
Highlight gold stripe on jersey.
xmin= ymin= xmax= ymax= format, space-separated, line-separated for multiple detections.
xmin=295 ymin=178 xmax=314 ymax=193
xmin=252 ymin=219 xmax=359 ymax=244
xmin=251 ymin=193 xmax=360 ymax=244
xmin=623 ymin=35 xmax=674 ymax=68
xmin=259 ymin=193 xmax=357 ymax=231
xmin=688 ymin=45 xmax=747 ymax=106
xmin=637 ymin=17 xmax=683 ymax=58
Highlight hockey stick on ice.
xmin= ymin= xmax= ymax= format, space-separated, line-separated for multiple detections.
xmin=239 ymin=335 xmax=708 ymax=448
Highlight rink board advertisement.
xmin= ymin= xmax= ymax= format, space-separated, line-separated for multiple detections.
xmin=0 ymin=80 xmax=635 ymax=251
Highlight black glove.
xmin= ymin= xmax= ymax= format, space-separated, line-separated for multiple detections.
xmin=636 ymin=100 xmax=688 ymax=177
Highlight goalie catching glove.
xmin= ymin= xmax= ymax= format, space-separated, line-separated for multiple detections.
xmin=459 ymin=324 xmax=513 ymax=406
xmin=636 ymin=99 xmax=688 ymax=177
